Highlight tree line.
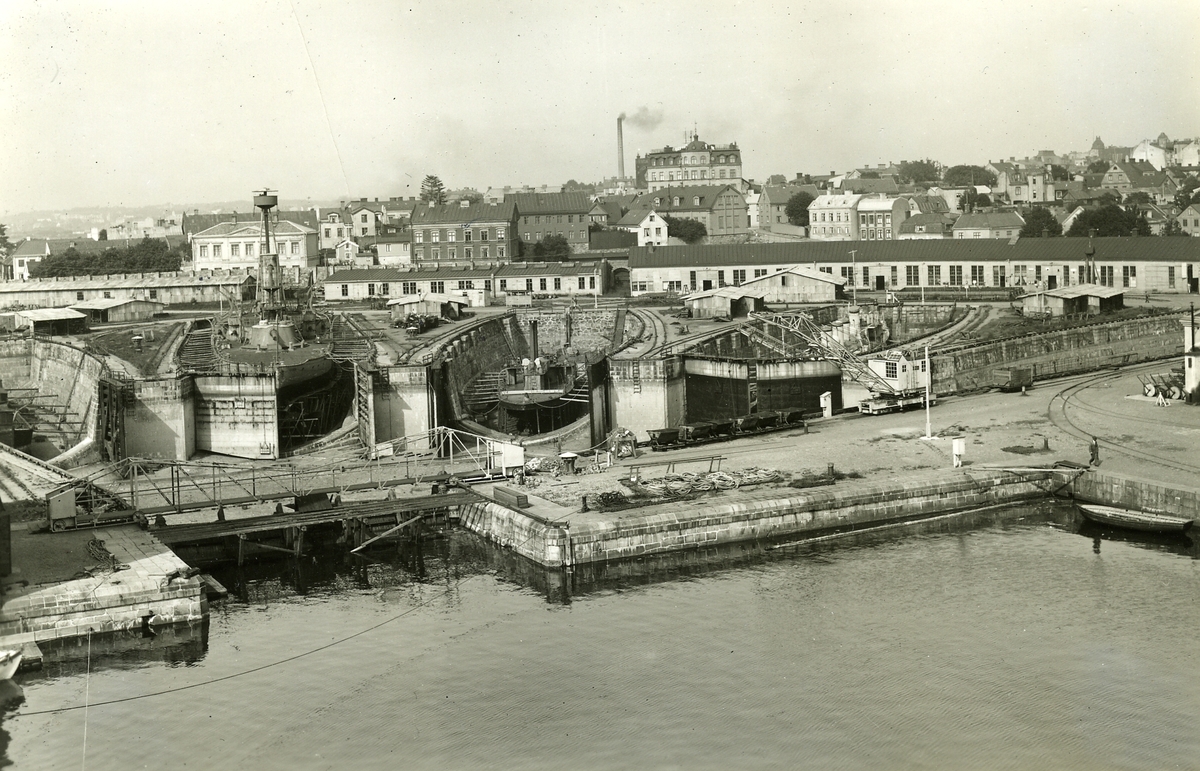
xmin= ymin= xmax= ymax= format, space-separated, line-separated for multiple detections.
xmin=28 ymin=237 xmax=186 ymax=278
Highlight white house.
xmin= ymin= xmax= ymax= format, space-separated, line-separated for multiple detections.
xmin=191 ymin=220 xmax=319 ymax=282
xmin=616 ymin=207 xmax=668 ymax=246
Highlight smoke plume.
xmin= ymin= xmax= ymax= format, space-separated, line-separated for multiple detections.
xmin=621 ymin=105 xmax=663 ymax=130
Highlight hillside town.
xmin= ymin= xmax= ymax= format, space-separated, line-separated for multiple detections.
xmin=4 ymin=129 xmax=1200 ymax=314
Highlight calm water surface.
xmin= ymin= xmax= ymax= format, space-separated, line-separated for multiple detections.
xmin=3 ymin=502 xmax=1199 ymax=770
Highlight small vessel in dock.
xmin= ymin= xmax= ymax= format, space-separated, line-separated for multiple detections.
xmin=0 ymin=650 xmax=23 ymax=680
xmin=1077 ymin=503 xmax=1194 ymax=534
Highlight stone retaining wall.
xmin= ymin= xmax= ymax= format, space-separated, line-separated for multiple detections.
xmin=1061 ymin=468 xmax=1200 ymax=520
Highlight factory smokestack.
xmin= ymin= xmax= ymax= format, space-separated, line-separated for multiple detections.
xmin=617 ymin=115 xmax=626 ymax=180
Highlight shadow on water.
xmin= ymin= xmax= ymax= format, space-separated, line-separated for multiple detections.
xmin=18 ymin=622 xmax=209 ymax=682
xmin=1072 ymin=519 xmax=1196 ymax=559
xmin=0 ymin=680 xmax=24 ymax=769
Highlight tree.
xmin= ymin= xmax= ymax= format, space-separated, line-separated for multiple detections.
xmin=98 ymin=228 xmax=108 ymax=241
xmin=459 ymin=189 xmax=483 ymax=205
xmin=1163 ymin=219 xmax=1187 ymax=236
xmin=897 ymin=159 xmax=941 ymax=185
xmin=784 ymin=192 xmax=815 ymax=226
xmin=858 ymin=170 xmax=880 ymax=179
xmin=532 ymin=234 xmax=571 ymax=260
xmin=1086 ymin=159 xmax=1110 ymax=174
xmin=1173 ymin=177 xmax=1200 ymax=209
xmin=1019 ymin=207 xmax=1062 ymax=238
xmin=660 ymin=214 xmax=707 ymax=244
xmin=420 ymin=175 xmax=447 ymax=205
xmin=0 ymin=224 xmax=12 ymax=257
xmin=1066 ymin=204 xmax=1150 ymax=237
xmin=1123 ymin=191 xmax=1151 ymax=206
xmin=765 ymin=174 xmax=787 ymax=186
xmin=1049 ymin=165 xmax=1070 ymax=182
xmin=29 ymin=237 xmax=185 ymax=278
xmin=942 ymin=165 xmax=997 ymax=188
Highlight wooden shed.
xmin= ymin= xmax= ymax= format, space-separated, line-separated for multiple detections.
xmin=683 ymin=286 xmax=767 ymax=319
xmin=13 ymin=308 xmax=89 ymax=336
xmin=387 ymin=292 xmax=470 ymax=321
xmin=71 ymin=297 xmax=166 ymax=323
xmin=1021 ymin=284 xmax=1125 ymax=317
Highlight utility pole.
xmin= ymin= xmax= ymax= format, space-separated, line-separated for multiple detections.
xmin=924 ymin=345 xmax=932 ymax=440
xmin=849 ymin=250 xmax=858 ymax=305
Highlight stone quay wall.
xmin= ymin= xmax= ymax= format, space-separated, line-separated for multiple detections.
xmin=1062 ymin=468 xmax=1200 ymax=520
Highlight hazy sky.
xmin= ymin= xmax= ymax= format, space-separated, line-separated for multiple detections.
xmin=2 ymin=0 xmax=1198 ymax=213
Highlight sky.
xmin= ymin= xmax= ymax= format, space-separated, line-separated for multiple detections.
xmin=2 ymin=0 xmax=1199 ymax=214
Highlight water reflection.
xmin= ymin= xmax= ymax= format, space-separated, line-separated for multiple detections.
xmin=0 ymin=680 xmax=24 ymax=769
xmin=1075 ymin=519 xmax=1196 ymax=559
xmin=23 ymin=622 xmax=209 ymax=681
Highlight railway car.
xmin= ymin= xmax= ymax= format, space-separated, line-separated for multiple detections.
xmin=648 ymin=409 xmax=808 ymax=451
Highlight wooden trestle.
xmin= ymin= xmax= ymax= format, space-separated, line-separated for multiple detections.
xmin=153 ymin=490 xmax=475 ymax=564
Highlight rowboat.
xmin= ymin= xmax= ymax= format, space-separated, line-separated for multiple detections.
xmin=0 ymin=650 xmax=22 ymax=680
xmin=1077 ymin=503 xmax=1194 ymax=534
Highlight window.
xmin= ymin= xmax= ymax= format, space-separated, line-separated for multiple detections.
xmin=971 ymin=265 xmax=985 ymax=285
xmin=665 ymin=280 xmax=682 ymax=292
xmin=589 ymin=276 xmax=596 ymax=289
xmin=497 ymin=227 xmax=505 ymax=239
xmin=341 ymin=285 xmax=349 ymax=297
xmin=465 ymin=247 xmax=473 ymax=260
xmin=448 ymin=229 xmax=457 ymax=242
xmin=950 ymin=265 xmax=963 ymax=286
xmin=431 ymin=281 xmax=445 ymax=293
xmin=360 ymin=213 xmax=368 ymax=223
xmin=380 ymin=283 xmax=389 ymax=295
xmin=416 ymin=231 xmax=424 ymax=243
xmin=927 ymin=265 xmax=941 ymax=286
xmin=554 ymin=277 xmax=561 ymax=290
xmin=76 ymin=291 xmax=84 ymax=301
xmin=754 ymin=269 xmax=767 ymax=278
xmin=291 ymin=242 xmax=299 ymax=255
xmin=432 ymin=230 xmax=440 ymax=243
xmin=885 ymin=361 xmax=898 ymax=379
xmin=631 ymin=282 xmax=650 ymax=292
xmin=862 ymin=266 xmax=869 ymax=286
xmin=579 ymin=276 xmax=587 ymax=290
xmin=526 ymin=279 xmax=534 ymax=291
xmin=539 ymin=278 xmax=547 ymax=291
xmin=432 ymin=248 xmax=440 ymax=260
xmin=644 ymin=228 xmax=651 ymax=237
xmin=481 ymin=247 xmax=489 ymax=259
xmin=1122 ymin=266 xmax=1136 ymax=288
xmin=906 ymin=266 xmax=919 ymax=285
xmin=199 ymin=245 xmax=208 ymax=258
xmin=890 ymin=266 xmax=898 ymax=287
xmin=246 ymin=243 xmax=255 ymax=257
xmin=484 ymin=280 xmax=491 ymax=291
xmin=841 ymin=266 xmax=854 ymax=285
xmin=733 ymin=269 xmax=746 ymax=286
xmin=464 ymin=230 xmax=472 ymax=242
xmin=324 ymin=228 xmax=331 ymax=238
xmin=149 ymin=289 xmax=158 ymax=300
xmin=368 ymin=283 xmax=375 ymax=296
xmin=458 ymin=280 xmax=474 ymax=290
xmin=1100 ymin=265 xmax=1114 ymax=287
xmin=718 ymin=271 xmax=726 ymax=288
xmin=1168 ymin=266 xmax=1176 ymax=288
xmin=448 ymin=248 xmax=456 ymax=260
xmin=212 ymin=244 xmax=222 ymax=258
xmin=499 ymin=279 xmax=507 ymax=291
xmin=416 ymin=247 xmax=424 ymax=260
xmin=402 ymin=282 xmax=417 ymax=294
xmin=480 ymin=229 xmax=490 ymax=241
xmin=497 ymin=246 xmax=505 ymax=258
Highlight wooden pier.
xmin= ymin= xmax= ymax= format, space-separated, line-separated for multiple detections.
xmin=153 ymin=490 xmax=476 ymax=564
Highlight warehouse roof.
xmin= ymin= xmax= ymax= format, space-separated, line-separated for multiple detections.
xmin=0 ymin=272 xmax=252 ymax=295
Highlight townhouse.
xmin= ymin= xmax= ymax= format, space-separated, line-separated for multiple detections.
xmin=639 ymin=185 xmax=748 ymax=236
xmin=408 ymin=201 xmax=519 ymax=265
xmin=508 ymin=191 xmax=594 ymax=252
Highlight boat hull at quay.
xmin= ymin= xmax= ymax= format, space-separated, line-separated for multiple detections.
xmin=1077 ymin=503 xmax=1194 ymax=533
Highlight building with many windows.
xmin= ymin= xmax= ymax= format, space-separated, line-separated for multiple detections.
xmin=952 ymin=212 xmax=1025 ymax=239
xmin=322 ymin=260 xmax=609 ymax=302
xmin=408 ymin=201 xmax=519 ymax=265
xmin=640 ymin=185 xmax=748 ymax=236
xmin=807 ymin=193 xmax=863 ymax=240
xmin=637 ymin=134 xmax=745 ymax=193
xmin=856 ymin=197 xmax=909 ymax=240
xmin=190 ymin=220 xmax=319 ymax=281
xmin=508 ymin=192 xmax=594 ymax=252
xmin=615 ymin=207 xmax=668 ymax=246
xmin=628 ymin=239 xmax=1200 ymax=296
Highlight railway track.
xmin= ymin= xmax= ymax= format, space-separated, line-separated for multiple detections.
xmin=1046 ymin=362 xmax=1200 ymax=478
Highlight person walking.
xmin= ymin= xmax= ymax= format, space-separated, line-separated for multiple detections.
xmin=1089 ymin=436 xmax=1101 ymax=466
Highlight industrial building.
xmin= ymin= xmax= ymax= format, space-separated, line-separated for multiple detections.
xmin=0 ymin=272 xmax=255 ymax=310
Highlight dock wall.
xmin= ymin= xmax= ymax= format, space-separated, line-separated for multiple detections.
xmin=1062 ymin=468 xmax=1200 ymax=520
xmin=457 ymin=469 xmax=1053 ymax=567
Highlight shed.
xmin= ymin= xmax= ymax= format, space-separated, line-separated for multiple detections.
xmin=70 ymin=297 xmax=166 ymax=323
xmin=1021 ymin=284 xmax=1124 ymax=317
xmin=13 ymin=308 xmax=89 ymax=336
xmin=387 ymin=292 xmax=470 ymax=321
xmin=682 ymin=286 xmax=767 ymax=319
xmin=738 ymin=265 xmax=846 ymax=304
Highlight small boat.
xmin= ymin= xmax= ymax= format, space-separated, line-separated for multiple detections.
xmin=1077 ymin=503 xmax=1194 ymax=534
xmin=0 ymin=650 xmax=22 ymax=680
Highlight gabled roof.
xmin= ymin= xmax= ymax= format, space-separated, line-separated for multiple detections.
xmin=387 ymin=292 xmax=469 ymax=307
xmin=740 ymin=264 xmax=846 ymax=287
xmin=16 ymin=308 xmax=87 ymax=321
xmin=508 ymin=192 xmax=592 ymax=216
xmin=808 ymin=193 xmax=863 ymax=209
xmin=616 ymin=207 xmax=655 ymax=227
xmin=409 ymin=201 xmax=517 ymax=226
xmin=904 ymin=194 xmax=951 ymax=214
xmin=760 ymin=184 xmax=819 ymax=207
xmin=192 ymin=220 xmax=315 ymax=239
xmin=682 ymin=285 xmax=766 ymax=301
xmin=953 ymin=212 xmax=1025 ymax=230
xmin=897 ymin=213 xmax=955 ymax=234
xmin=1034 ymin=283 xmax=1125 ymax=300
xmin=839 ymin=177 xmax=900 ymax=195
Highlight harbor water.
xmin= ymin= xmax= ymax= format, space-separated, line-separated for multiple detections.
xmin=3 ymin=500 xmax=1199 ymax=770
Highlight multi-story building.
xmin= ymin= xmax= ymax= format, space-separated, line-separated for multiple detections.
xmin=637 ymin=134 xmax=745 ymax=193
xmin=642 ymin=185 xmax=748 ymax=236
xmin=374 ymin=232 xmax=413 ymax=267
xmin=615 ymin=207 xmax=668 ymax=247
xmin=807 ymin=193 xmax=863 ymax=240
xmin=190 ymin=220 xmax=319 ymax=281
xmin=759 ymin=184 xmax=819 ymax=231
xmin=408 ymin=201 xmax=518 ymax=265
xmin=856 ymin=197 xmax=910 ymax=240
xmin=508 ymin=192 xmax=593 ymax=253
xmin=1177 ymin=204 xmax=1200 ymax=237
xmin=318 ymin=209 xmax=356 ymax=251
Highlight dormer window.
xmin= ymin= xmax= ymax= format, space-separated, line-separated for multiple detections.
xmin=673 ymin=197 xmax=681 ymax=206
xmin=653 ymin=197 xmax=661 ymax=206
xmin=693 ymin=196 xmax=701 ymax=206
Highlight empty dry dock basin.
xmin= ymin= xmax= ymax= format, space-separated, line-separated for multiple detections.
xmin=458 ymin=468 xmax=1062 ymax=567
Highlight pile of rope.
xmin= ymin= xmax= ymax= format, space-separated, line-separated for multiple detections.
xmin=87 ymin=537 xmax=129 ymax=573
xmin=638 ymin=468 xmax=783 ymax=498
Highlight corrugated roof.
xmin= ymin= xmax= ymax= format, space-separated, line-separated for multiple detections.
xmin=0 ymin=273 xmax=252 ymax=294
xmin=954 ymin=212 xmax=1025 ymax=230
xmin=629 ymin=238 xmax=1200 ymax=269
xmin=182 ymin=210 xmax=317 ymax=238
xmin=496 ymin=262 xmax=602 ymax=277
xmin=1037 ymin=284 xmax=1125 ymax=299
xmin=71 ymin=298 xmax=167 ymax=311
xmin=18 ymin=308 xmax=88 ymax=321
xmin=683 ymin=286 xmax=767 ymax=301
xmin=386 ymin=292 xmax=470 ymax=307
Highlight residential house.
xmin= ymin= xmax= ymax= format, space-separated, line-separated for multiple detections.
xmin=374 ymin=232 xmax=413 ymax=267
xmin=1131 ymin=138 xmax=1170 ymax=170
xmin=759 ymin=184 xmax=819 ymax=231
xmin=408 ymin=200 xmax=518 ymax=265
xmin=1007 ymin=169 xmax=1067 ymax=206
xmin=1102 ymin=161 xmax=1178 ymax=203
xmin=615 ymin=207 xmax=668 ymax=247
xmin=1177 ymin=203 xmax=1200 ymax=237
xmin=838 ymin=177 xmax=901 ymax=195
xmin=508 ymin=192 xmax=594 ymax=253
xmin=181 ymin=209 xmax=317 ymax=243
xmin=318 ymin=209 xmax=356 ymax=251
xmin=902 ymin=194 xmax=951 ymax=216
xmin=897 ymin=213 xmax=955 ymax=240
xmin=347 ymin=199 xmax=386 ymax=239
xmin=643 ymin=185 xmax=748 ymax=235
xmin=807 ymin=193 xmax=863 ymax=240
xmin=638 ymin=134 xmax=746 ymax=193
xmin=952 ymin=212 xmax=1025 ymax=240
xmin=190 ymin=220 xmax=319 ymax=282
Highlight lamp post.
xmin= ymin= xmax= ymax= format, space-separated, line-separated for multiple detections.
xmin=849 ymin=249 xmax=858 ymax=306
